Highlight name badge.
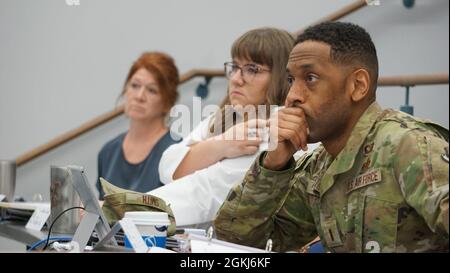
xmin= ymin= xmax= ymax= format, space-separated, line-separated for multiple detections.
xmin=347 ymin=168 xmax=382 ymax=194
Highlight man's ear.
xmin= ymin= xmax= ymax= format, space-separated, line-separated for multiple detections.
xmin=347 ymin=68 xmax=370 ymax=102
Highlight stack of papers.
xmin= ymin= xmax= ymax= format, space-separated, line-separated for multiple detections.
xmin=188 ymin=233 xmax=268 ymax=253
xmin=0 ymin=201 xmax=50 ymax=211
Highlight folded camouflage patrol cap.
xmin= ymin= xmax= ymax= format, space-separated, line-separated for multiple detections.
xmin=100 ymin=178 xmax=176 ymax=236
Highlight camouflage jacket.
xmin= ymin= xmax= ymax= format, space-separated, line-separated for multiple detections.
xmin=215 ymin=103 xmax=449 ymax=253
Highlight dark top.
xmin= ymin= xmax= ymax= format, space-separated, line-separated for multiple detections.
xmin=96 ymin=131 xmax=181 ymax=200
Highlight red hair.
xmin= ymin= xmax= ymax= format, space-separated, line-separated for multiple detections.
xmin=122 ymin=52 xmax=179 ymax=111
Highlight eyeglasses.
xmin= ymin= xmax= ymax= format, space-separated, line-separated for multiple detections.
xmin=224 ymin=62 xmax=270 ymax=82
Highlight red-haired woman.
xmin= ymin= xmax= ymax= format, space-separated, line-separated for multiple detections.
xmin=96 ymin=52 xmax=181 ymax=199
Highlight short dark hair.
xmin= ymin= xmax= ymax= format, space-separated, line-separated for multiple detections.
xmin=296 ymin=22 xmax=379 ymax=93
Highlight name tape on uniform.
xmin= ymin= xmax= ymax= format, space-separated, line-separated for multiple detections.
xmin=347 ymin=168 xmax=382 ymax=194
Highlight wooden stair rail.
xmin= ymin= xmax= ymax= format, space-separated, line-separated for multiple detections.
xmin=15 ymin=72 xmax=448 ymax=167
xmin=180 ymin=69 xmax=225 ymax=82
xmin=15 ymin=69 xmax=222 ymax=167
xmin=378 ymin=73 xmax=449 ymax=87
xmin=15 ymin=105 xmax=125 ymax=167
xmin=13 ymin=0 xmax=371 ymax=167
xmin=14 ymin=0 xmax=448 ymax=167
xmin=293 ymin=0 xmax=368 ymax=37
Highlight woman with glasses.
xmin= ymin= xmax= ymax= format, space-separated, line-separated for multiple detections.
xmin=96 ymin=52 xmax=181 ymax=200
xmin=149 ymin=27 xmax=316 ymax=226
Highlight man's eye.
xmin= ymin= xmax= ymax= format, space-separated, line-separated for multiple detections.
xmin=306 ymin=74 xmax=318 ymax=83
xmin=131 ymin=83 xmax=140 ymax=89
xmin=287 ymin=76 xmax=294 ymax=86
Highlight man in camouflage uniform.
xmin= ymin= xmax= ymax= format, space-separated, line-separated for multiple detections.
xmin=214 ymin=22 xmax=449 ymax=253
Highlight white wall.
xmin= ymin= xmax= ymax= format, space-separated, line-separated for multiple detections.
xmin=0 ymin=0 xmax=448 ymax=249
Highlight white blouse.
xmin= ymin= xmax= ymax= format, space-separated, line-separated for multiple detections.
xmin=148 ymin=114 xmax=318 ymax=226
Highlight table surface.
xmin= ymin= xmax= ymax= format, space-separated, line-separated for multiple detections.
xmin=0 ymin=221 xmax=46 ymax=246
xmin=0 ymin=221 xmax=136 ymax=252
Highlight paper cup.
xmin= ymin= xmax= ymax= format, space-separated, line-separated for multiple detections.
xmin=123 ymin=211 xmax=170 ymax=248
